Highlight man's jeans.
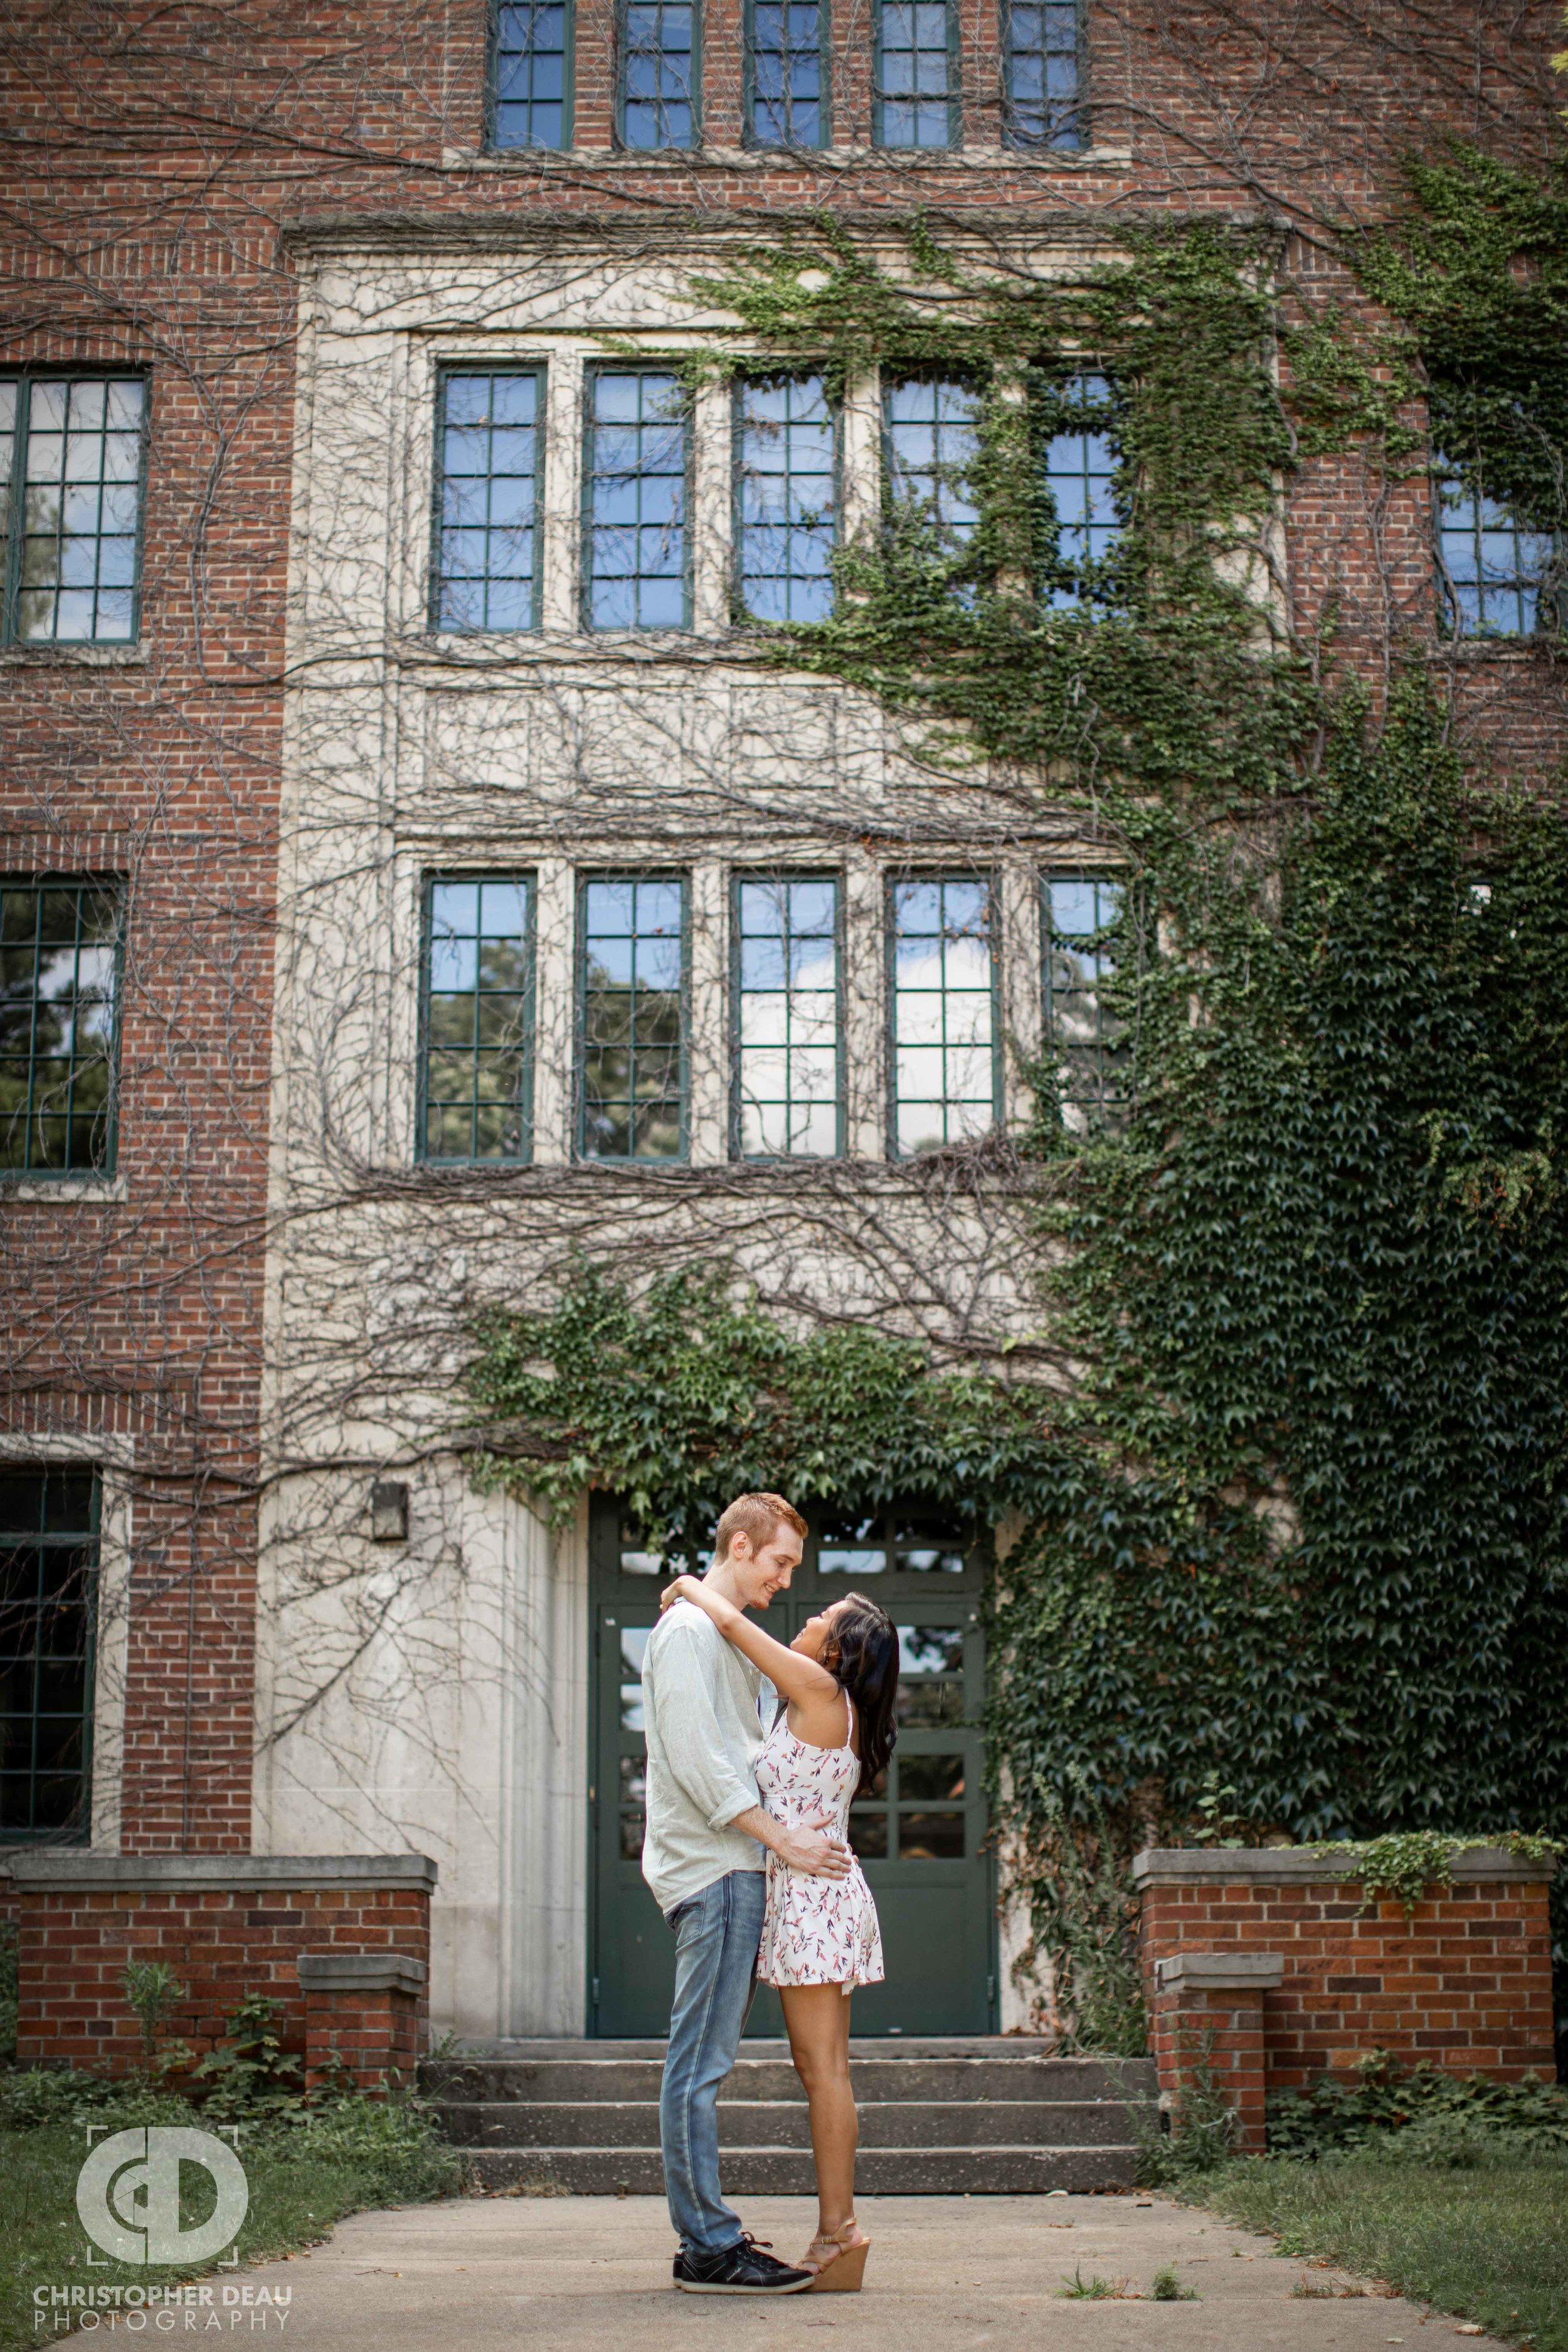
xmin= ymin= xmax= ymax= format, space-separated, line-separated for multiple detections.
xmin=660 ymin=1868 xmax=766 ymax=2253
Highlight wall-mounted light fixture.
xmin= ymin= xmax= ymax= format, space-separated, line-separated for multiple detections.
xmin=370 ymin=1480 xmax=410 ymax=1542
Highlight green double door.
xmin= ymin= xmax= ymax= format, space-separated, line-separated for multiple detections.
xmin=588 ymin=1500 xmax=995 ymax=2039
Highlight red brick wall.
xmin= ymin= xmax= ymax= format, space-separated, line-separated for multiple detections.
xmin=1136 ymin=1856 xmax=1557 ymax=2097
xmin=14 ymin=1879 xmax=431 ymax=2079
xmin=304 ymin=1985 xmax=423 ymax=2094
xmin=1151 ymin=1984 xmax=1271 ymax=2152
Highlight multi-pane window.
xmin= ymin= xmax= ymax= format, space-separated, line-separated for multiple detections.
xmin=1044 ymin=374 xmax=1121 ymax=608
xmin=492 ymin=0 xmax=571 ymax=147
xmin=1002 ymin=0 xmax=1083 ymax=149
xmin=0 ymin=379 xmax=144 ymax=644
xmin=420 ymin=876 xmax=535 ymax=1163
xmin=1043 ymin=871 xmax=1126 ymax=1125
xmin=1435 ymin=470 xmax=1557 ymax=638
xmin=874 ymin=0 xmax=958 ymax=146
xmin=747 ymin=0 xmax=827 ymax=146
xmin=735 ymin=376 xmax=836 ymax=623
xmin=580 ymin=877 xmax=687 ymax=1161
xmin=586 ymin=372 xmax=688 ymax=630
xmin=734 ymin=876 xmax=840 ymax=1158
xmin=433 ymin=371 xmax=542 ymax=632
xmin=817 ymin=1508 xmax=972 ymax=1577
xmin=0 ymin=879 xmax=120 ymax=1179
xmin=620 ymin=0 xmax=699 ymax=147
xmin=0 ymin=1468 xmax=97 ymax=1841
xmin=889 ymin=876 xmax=997 ymax=1157
xmin=847 ymin=1622 xmax=968 ymax=1860
xmin=885 ymin=380 xmax=980 ymax=553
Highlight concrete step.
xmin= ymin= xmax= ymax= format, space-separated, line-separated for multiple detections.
xmin=460 ymin=2144 xmax=1144 ymax=2195
xmin=437 ymin=2037 xmax=1062 ymax=2060
xmin=434 ymin=2095 xmax=1150 ymax=2151
xmin=420 ymin=2054 xmax=1157 ymax=2106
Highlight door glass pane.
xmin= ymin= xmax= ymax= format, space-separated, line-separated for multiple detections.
xmin=899 ymin=1809 xmax=965 ymax=1858
xmin=618 ymin=1513 xmax=664 ymax=1575
xmin=896 ymin=1623 xmax=967 ymax=1724
xmin=849 ymin=1809 xmax=888 ymax=1858
xmin=898 ymin=1751 xmax=966 ymax=1799
xmin=619 ymin=1625 xmax=649 ymax=1730
xmin=893 ymin=1515 xmax=969 ymax=1573
xmin=817 ymin=1510 xmax=885 ymax=1575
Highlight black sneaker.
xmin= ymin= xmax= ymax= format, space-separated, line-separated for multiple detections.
xmin=674 ymin=2234 xmax=815 ymax=2294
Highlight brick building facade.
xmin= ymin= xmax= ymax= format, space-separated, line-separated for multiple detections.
xmin=0 ymin=2 xmax=1562 ymax=2065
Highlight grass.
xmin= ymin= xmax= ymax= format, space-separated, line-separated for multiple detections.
xmin=1149 ymin=2264 xmax=1200 ymax=2301
xmin=0 ymin=2084 xmax=465 ymax=2351
xmin=1196 ymin=2153 xmax=1568 ymax=2352
xmin=1057 ymin=2265 xmax=1131 ymax=2299
xmin=1056 ymin=2263 xmax=1200 ymax=2302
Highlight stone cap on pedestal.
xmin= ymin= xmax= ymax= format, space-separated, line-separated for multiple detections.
xmin=1131 ymin=1845 xmax=1553 ymax=1887
xmin=297 ymin=1951 xmax=428 ymax=1994
xmin=1155 ymin=1951 xmax=1285 ymax=1991
xmin=1 ymin=1852 xmax=440 ymax=1893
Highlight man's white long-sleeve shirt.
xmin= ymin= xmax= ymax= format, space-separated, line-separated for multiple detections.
xmin=640 ymin=1598 xmax=766 ymax=1915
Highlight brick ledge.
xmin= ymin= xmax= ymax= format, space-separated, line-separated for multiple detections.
xmin=1 ymin=1851 xmax=438 ymax=1893
xmin=1133 ymin=1844 xmax=1552 ymax=1888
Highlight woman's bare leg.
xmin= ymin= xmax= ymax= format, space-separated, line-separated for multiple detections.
xmin=779 ymin=1983 xmax=864 ymax=2242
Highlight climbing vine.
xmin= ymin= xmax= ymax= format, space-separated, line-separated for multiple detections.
xmin=467 ymin=157 xmax=1568 ymax=2043
xmin=1302 ymin=1833 xmax=1564 ymax=1920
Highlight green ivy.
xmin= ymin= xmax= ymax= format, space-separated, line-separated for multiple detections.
xmin=1350 ymin=147 xmax=1568 ymax=544
xmin=465 ymin=165 xmax=1568 ymax=2046
xmin=467 ymin=1260 xmax=1062 ymax=1563
xmin=1301 ymin=1834 xmax=1565 ymax=1919
xmin=689 ymin=217 xmax=1315 ymax=810
xmin=990 ymin=689 xmax=1568 ymax=1851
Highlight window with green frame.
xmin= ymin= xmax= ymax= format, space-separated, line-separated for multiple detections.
xmin=1042 ymin=869 xmax=1126 ymax=1125
xmin=888 ymin=876 xmax=998 ymax=1157
xmin=0 ymin=877 xmax=122 ymax=1179
xmin=733 ymin=874 xmax=841 ymax=1158
xmin=816 ymin=1506 xmax=973 ymax=1579
xmin=490 ymin=0 xmax=573 ymax=147
xmin=585 ymin=371 xmax=689 ymax=630
xmin=746 ymin=0 xmax=828 ymax=146
xmin=433 ymin=369 xmax=543 ymax=632
xmin=734 ymin=375 xmax=837 ymax=623
xmin=0 ymin=1467 xmax=98 ymax=1841
xmin=0 ymin=378 xmax=146 ymax=644
xmin=580 ymin=876 xmax=687 ymax=1161
xmin=1002 ymin=0 xmax=1083 ymax=149
xmin=1434 ymin=465 xmax=1560 ymax=638
xmin=1042 ymin=373 xmax=1124 ymax=610
xmin=884 ymin=379 xmax=980 ymax=556
xmin=874 ymin=0 xmax=958 ymax=147
xmin=618 ymin=0 xmax=699 ymax=147
xmin=420 ymin=874 xmax=535 ymax=1163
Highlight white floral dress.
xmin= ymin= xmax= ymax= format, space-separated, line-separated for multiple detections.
xmin=755 ymin=1688 xmax=884 ymax=1993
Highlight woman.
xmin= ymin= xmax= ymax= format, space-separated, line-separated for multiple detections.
xmin=658 ymin=1572 xmax=898 ymax=2292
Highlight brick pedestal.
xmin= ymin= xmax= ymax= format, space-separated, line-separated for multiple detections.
xmin=4 ymin=1853 xmax=436 ymax=2080
xmin=1135 ymin=1844 xmax=1557 ymax=2147
xmin=1152 ymin=1952 xmax=1283 ymax=2152
xmin=299 ymin=1951 xmax=427 ymax=2094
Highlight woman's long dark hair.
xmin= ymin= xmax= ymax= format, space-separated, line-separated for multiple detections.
xmin=824 ymin=1591 xmax=899 ymax=1794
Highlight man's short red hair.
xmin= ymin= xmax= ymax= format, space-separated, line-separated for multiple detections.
xmin=714 ymin=1490 xmax=807 ymax=1561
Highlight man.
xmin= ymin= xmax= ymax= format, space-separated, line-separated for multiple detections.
xmin=641 ymin=1489 xmax=851 ymax=2294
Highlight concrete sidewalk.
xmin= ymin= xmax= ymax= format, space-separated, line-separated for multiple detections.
xmin=245 ymin=2191 xmax=1501 ymax=2348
